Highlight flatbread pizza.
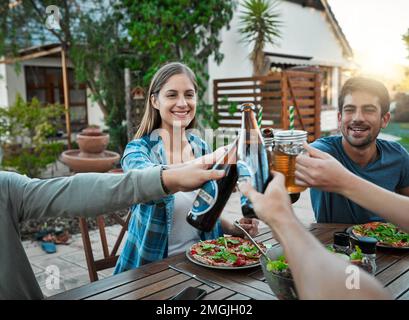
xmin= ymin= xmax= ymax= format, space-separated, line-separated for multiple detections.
xmin=351 ymin=222 xmax=409 ymax=248
xmin=189 ymin=236 xmax=266 ymax=268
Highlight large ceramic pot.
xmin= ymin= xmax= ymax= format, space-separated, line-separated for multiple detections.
xmin=77 ymin=133 xmax=109 ymax=154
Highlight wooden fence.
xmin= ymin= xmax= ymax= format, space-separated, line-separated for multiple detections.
xmin=213 ymin=70 xmax=321 ymax=142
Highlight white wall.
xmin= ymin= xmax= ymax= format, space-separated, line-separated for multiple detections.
xmin=264 ymin=2 xmax=346 ymax=64
xmin=207 ymin=0 xmax=350 ymax=103
xmin=86 ymin=88 xmax=107 ymax=130
xmin=5 ymin=64 xmax=26 ymax=106
xmin=0 ymin=64 xmax=8 ymax=107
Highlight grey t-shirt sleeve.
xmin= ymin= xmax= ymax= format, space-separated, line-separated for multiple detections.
xmin=3 ymin=166 xmax=166 ymax=223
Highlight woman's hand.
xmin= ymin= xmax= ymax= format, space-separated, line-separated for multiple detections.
xmin=222 ymin=217 xmax=259 ymax=238
xmin=236 ymin=217 xmax=259 ymax=238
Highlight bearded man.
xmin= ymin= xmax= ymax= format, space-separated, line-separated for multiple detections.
xmin=310 ymin=77 xmax=409 ymax=223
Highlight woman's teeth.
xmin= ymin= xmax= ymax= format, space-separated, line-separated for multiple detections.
xmin=172 ymin=111 xmax=189 ymax=116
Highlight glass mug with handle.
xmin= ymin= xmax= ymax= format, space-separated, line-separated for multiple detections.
xmin=262 ymin=128 xmax=307 ymax=203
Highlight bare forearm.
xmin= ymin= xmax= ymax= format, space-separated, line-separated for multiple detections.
xmin=341 ymin=175 xmax=409 ymax=232
xmin=265 ymin=217 xmax=390 ymax=300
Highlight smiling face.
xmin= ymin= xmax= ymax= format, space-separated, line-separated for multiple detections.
xmin=338 ymin=90 xmax=390 ymax=149
xmin=151 ymin=73 xmax=197 ymax=132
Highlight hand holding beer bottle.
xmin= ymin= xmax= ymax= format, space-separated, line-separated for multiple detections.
xmin=237 ymin=103 xmax=272 ymax=219
xmin=186 ymin=138 xmax=238 ymax=232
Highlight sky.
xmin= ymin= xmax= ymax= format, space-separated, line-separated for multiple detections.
xmin=328 ymin=0 xmax=409 ymax=83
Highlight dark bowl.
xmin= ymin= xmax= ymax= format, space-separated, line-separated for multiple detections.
xmin=260 ymin=246 xmax=298 ymax=300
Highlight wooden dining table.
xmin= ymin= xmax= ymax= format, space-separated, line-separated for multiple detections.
xmin=49 ymin=223 xmax=409 ymax=300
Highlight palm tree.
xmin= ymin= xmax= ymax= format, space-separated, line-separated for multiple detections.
xmin=239 ymin=0 xmax=282 ymax=76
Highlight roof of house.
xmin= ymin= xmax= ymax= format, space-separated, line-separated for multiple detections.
xmin=0 ymin=43 xmax=63 ymax=64
xmin=286 ymin=0 xmax=353 ymax=58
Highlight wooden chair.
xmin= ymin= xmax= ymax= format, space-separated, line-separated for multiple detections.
xmin=79 ymin=211 xmax=131 ymax=282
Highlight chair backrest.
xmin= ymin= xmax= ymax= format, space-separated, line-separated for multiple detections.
xmin=79 ymin=211 xmax=131 ymax=282
xmin=79 ymin=168 xmax=131 ymax=282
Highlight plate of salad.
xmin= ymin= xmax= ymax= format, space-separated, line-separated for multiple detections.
xmin=186 ymin=236 xmax=266 ymax=269
xmin=347 ymin=222 xmax=409 ymax=249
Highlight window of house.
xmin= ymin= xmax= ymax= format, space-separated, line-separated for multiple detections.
xmin=25 ymin=66 xmax=88 ymax=133
xmin=319 ymin=66 xmax=332 ymax=107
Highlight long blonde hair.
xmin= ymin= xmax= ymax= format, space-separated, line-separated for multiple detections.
xmin=134 ymin=62 xmax=198 ymax=139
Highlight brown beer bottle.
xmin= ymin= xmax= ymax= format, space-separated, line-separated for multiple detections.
xmin=237 ymin=103 xmax=271 ymax=219
xmin=186 ymin=139 xmax=238 ymax=232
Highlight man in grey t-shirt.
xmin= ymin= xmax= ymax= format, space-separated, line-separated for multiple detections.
xmin=0 ymin=164 xmax=224 ymax=299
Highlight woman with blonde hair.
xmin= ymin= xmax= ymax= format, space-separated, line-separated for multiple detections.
xmin=114 ymin=62 xmax=259 ymax=272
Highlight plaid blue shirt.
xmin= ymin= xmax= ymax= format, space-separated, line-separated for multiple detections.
xmin=114 ymin=130 xmax=223 ymax=273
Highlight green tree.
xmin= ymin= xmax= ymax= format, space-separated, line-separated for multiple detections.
xmin=239 ymin=0 xmax=282 ymax=76
xmin=119 ymin=0 xmax=236 ymax=129
xmin=0 ymin=1 xmax=129 ymax=152
xmin=0 ymin=1 xmax=236 ymax=150
xmin=0 ymin=95 xmax=64 ymax=177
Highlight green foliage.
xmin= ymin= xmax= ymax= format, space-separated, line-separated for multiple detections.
xmin=120 ymin=0 xmax=236 ymax=130
xmin=0 ymin=0 xmax=128 ymax=152
xmin=69 ymin=3 xmax=129 ymax=152
xmin=220 ymin=96 xmax=238 ymax=116
xmin=266 ymin=255 xmax=289 ymax=272
xmin=0 ymin=95 xmax=64 ymax=177
xmin=0 ymin=1 xmax=236 ymax=151
xmin=239 ymin=0 xmax=282 ymax=75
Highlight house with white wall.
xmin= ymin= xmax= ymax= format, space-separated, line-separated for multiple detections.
xmin=1 ymin=0 xmax=354 ymax=134
xmin=0 ymin=44 xmax=105 ymax=136
xmin=207 ymin=0 xmax=356 ymax=132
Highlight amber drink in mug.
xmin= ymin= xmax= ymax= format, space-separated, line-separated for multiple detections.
xmin=272 ymin=130 xmax=307 ymax=193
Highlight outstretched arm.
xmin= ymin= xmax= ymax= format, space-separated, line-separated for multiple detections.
xmin=296 ymin=143 xmax=409 ymax=232
xmin=5 ymin=163 xmax=224 ymax=222
xmin=239 ymin=173 xmax=390 ymax=300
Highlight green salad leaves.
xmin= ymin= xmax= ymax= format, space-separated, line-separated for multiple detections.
xmin=266 ymin=255 xmax=289 ymax=272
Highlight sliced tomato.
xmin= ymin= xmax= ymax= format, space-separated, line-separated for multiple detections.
xmin=190 ymin=249 xmax=197 ymax=255
xmin=234 ymin=258 xmax=246 ymax=267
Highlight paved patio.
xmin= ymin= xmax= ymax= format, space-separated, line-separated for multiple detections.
xmin=24 ymin=187 xmax=315 ymax=298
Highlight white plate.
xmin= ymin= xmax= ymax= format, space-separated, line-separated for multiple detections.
xmin=186 ymin=250 xmax=261 ymax=270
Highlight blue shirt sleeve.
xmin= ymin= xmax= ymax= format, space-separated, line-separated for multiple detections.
xmin=121 ymin=139 xmax=159 ymax=172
